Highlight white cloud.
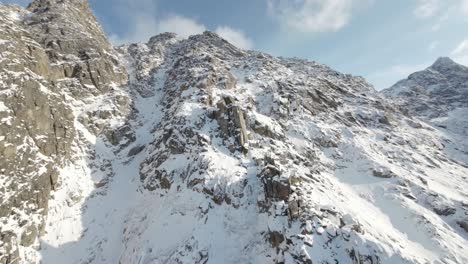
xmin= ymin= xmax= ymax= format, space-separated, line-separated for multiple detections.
xmin=108 ymin=1 xmax=254 ymax=48
xmin=110 ymin=14 xmax=206 ymax=44
xmin=451 ymin=39 xmax=468 ymax=56
xmin=451 ymin=39 xmax=468 ymax=65
xmin=414 ymin=0 xmax=440 ymax=18
xmin=415 ymin=0 xmax=468 ymax=20
xmin=215 ymin=26 xmax=253 ymax=49
xmin=454 ymin=55 xmax=468 ymax=65
xmin=107 ymin=0 xmax=206 ymax=44
xmin=107 ymin=1 xmax=253 ymax=47
xmin=157 ymin=15 xmax=206 ymax=39
xmin=428 ymin=41 xmax=439 ymax=52
xmin=110 ymin=15 xmax=159 ymax=44
xmin=108 ymin=0 xmax=159 ymax=44
xmin=462 ymin=0 xmax=468 ymax=15
xmin=267 ymin=0 xmax=361 ymax=32
xmin=430 ymin=11 xmax=449 ymax=31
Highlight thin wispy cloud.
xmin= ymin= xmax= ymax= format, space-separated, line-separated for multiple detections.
xmin=110 ymin=12 xmax=206 ymax=44
xmin=108 ymin=0 xmax=159 ymax=44
xmin=428 ymin=41 xmax=439 ymax=52
xmin=266 ymin=0 xmax=363 ymax=32
xmin=462 ymin=0 xmax=468 ymax=15
xmin=107 ymin=0 xmax=253 ymax=49
xmin=157 ymin=15 xmax=206 ymax=39
xmin=414 ymin=0 xmax=468 ymax=20
xmin=451 ymin=38 xmax=468 ymax=65
xmin=452 ymin=39 xmax=468 ymax=56
xmin=414 ymin=0 xmax=440 ymax=18
xmin=215 ymin=26 xmax=253 ymax=50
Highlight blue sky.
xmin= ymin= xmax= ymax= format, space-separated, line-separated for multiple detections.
xmin=4 ymin=0 xmax=468 ymax=89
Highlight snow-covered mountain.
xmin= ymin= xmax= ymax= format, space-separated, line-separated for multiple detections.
xmin=1 ymin=1 xmax=467 ymax=264
xmin=382 ymin=57 xmax=468 ymax=164
xmin=382 ymin=57 xmax=468 ymax=118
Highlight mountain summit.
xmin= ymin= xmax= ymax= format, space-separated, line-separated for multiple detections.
xmin=382 ymin=57 xmax=468 ymax=117
xmin=1 ymin=1 xmax=467 ymax=264
xmin=431 ymin=57 xmax=463 ymax=71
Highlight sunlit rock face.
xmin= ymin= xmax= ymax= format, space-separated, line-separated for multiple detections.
xmin=0 ymin=0 xmax=129 ymax=262
xmin=1 ymin=1 xmax=467 ymax=264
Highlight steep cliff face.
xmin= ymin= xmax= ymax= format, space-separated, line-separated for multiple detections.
xmin=0 ymin=1 xmax=131 ymax=263
xmin=1 ymin=1 xmax=468 ymax=264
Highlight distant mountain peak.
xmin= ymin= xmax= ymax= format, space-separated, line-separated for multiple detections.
xmin=433 ymin=56 xmax=455 ymax=65
xmin=382 ymin=56 xmax=468 ymax=119
xmin=430 ymin=57 xmax=463 ymax=72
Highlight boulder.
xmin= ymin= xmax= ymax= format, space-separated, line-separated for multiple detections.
xmin=457 ymin=219 xmax=468 ymax=233
xmin=259 ymin=165 xmax=290 ymax=201
xmin=268 ymin=231 xmax=284 ymax=248
xmin=372 ymin=167 xmax=396 ymax=178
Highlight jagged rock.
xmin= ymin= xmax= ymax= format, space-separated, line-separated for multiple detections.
xmin=378 ymin=112 xmax=394 ymax=126
xmin=433 ymin=206 xmax=456 ymax=216
xmin=19 ymin=225 xmax=37 ymax=247
xmin=259 ymin=165 xmax=290 ymax=201
xmin=0 ymin=231 xmax=19 ymax=264
xmin=268 ymin=231 xmax=284 ymax=248
xmin=250 ymin=113 xmax=284 ymax=140
xmin=288 ymin=199 xmax=301 ymax=219
xmin=105 ymin=125 xmax=135 ymax=147
xmin=349 ymin=248 xmax=381 ymax=264
xmin=214 ymin=97 xmax=249 ymax=152
xmin=25 ymin=0 xmax=127 ymax=89
xmin=457 ymin=219 xmax=468 ymax=232
xmin=372 ymin=167 xmax=395 ymax=178
xmin=128 ymin=145 xmax=146 ymax=157
xmin=406 ymin=119 xmax=423 ymax=129
xmin=0 ymin=0 xmax=130 ymax=261
xmin=383 ymin=57 xmax=468 ymax=120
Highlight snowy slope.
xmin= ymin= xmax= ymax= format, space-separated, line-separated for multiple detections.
xmin=38 ymin=34 xmax=468 ymax=264
xmin=0 ymin=1 xmax=467 ymax=264
xmin=382 ymin=57 xmax=468 ymax=164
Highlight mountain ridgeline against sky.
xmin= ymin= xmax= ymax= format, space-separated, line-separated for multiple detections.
xmin=383 ymin=57 xmax=468 ymax=119
xmin=0 ymin=1 xmax=467 ymax=264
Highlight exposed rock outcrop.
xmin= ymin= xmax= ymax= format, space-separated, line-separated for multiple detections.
xmin=214 ymin=97 xmax=249 ymax=153
xmin=0 ymin=1 xmax=130 ymax=262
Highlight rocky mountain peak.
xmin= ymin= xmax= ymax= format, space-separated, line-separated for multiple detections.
xmin=432 ymin=56 xmax=456 ymax=66
xmin=24 ymin=0 xmax=113 ymax=59
xmin=188 ymin=31 xmax=245 ymax=55
xmin=382 ymin=55 xmax=468 ymax=135
xmin=430 ymin=56 xmax=467 ymax=74
xmin=27 ymin=0 xmax=89 ymax=12
xmin=148 ymin=32 xmax=178 ymax=45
